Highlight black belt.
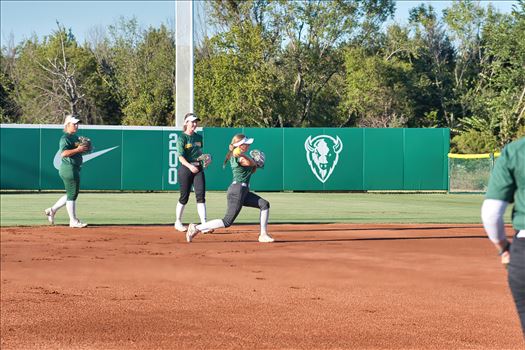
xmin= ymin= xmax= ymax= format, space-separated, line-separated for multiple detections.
xmin=232 ymin=181 xmax=248 ymax=187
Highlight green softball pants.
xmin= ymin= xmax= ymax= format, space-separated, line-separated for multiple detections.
xmin=59 ymin=165 xmax=80 ymax=201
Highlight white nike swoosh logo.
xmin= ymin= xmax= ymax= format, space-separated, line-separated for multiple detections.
xmin=53 ymin=146 xmax=119 ymax=170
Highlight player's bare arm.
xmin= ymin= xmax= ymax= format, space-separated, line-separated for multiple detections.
xmin=238 ymin=154 xmax=256 ymax=168
xmin=178 ymin=155 xmax=199 ymax=174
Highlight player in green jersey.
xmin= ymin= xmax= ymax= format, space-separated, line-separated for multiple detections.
xmin=44 ymin=115 xmax=89 ymax=228
xmin=186 ymin=133 xmax=274 ymax=243
xmin=482 ymin=136 xmax=525 ymax=338
xmin=174 ymin=113 xmax=210 ymax=232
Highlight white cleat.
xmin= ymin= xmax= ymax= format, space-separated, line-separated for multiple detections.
xmin=69 ymin=220 xmax=88 ymax=228
xmin=186 ymin=223 xmax=200 ymax=243
xmin=174 ymin=221 xmax=187 ymax=232
xmin=44 ymin=208 xmax=55 ymax=225
xmin=258 ymin=233 xmax=275 ymax=243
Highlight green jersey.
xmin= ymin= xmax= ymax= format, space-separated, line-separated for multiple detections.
xmin=230 ymin=156 xmax=253 ymax=184
xmin=59 ymin=132 xmax=83 ymax=167
xmin=176 ymin=132 xmax=203 ymax=163
xmin=485 ymin=137 xmax=525 ymax=230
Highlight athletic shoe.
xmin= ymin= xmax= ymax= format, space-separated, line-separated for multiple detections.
xmin=174 ymin=221 xmax=187 ymax=232
xmin=44 ymin=208 xmax=55 ymax=225
xmin=258 ymin=233 xmax=275 ymax=243
xmin=186 ymin=223 xmax=199 ymax=243
xmin=69 ymin=220 xmax=88 ymax=228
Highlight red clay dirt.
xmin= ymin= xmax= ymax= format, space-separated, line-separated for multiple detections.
xmin=1 ymin=223 xmax=523 ymax=349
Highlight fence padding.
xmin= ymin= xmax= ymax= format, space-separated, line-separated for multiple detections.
xmin=1 ymin=125 xmax=450 ymax=191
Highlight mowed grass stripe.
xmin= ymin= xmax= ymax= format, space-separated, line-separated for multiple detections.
xmin=0 ymin=192 xmax=502 ymax=226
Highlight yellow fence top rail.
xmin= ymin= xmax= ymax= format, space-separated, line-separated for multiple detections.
xmin=448 ymin=152 xmax=501 ymax=159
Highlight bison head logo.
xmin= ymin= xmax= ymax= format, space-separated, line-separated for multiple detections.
xmin=304 ymin=135 xmax=343 ymax=183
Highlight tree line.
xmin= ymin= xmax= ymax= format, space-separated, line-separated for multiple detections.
xmin=1 ymin=0 xmax=524 ymax=152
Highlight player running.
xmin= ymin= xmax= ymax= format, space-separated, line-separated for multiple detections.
xmin=186 ymin=133 xmax=274 ymax=243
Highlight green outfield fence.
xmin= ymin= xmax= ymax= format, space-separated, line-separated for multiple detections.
xmin=0 ymin=125 xmax=450 ymax=191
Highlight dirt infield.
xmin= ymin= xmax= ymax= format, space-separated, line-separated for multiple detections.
xmin=1 ymin=224 xmax=523 ymax=349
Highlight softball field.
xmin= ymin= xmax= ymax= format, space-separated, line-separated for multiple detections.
xmin=1 ymin=193 xmax=523 ymax=349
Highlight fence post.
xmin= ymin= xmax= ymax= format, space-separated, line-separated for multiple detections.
xmin=447 ymin=155 xmax=451 ymax=194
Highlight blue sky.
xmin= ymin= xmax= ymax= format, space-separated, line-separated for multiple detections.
xmin=393 ymin=0 xmax=517 ymax=23
xmin=1 ymin=0 xmax=176 ymax=46
xmin=0 ymin=0 xmax=519 ymax=47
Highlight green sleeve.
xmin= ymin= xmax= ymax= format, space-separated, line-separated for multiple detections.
xmin=176 ymin=134 xmax=185 ymax=156
xmin=59 ymin=135 xmax=72 ymax=152
xmin=485 ymin=146 xmax=516 ymax=203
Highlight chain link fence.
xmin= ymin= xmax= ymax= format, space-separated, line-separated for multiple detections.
xmin=448 ymin=153 xmax=500 ymax=193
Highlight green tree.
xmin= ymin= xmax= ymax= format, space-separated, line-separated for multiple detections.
xmin=197 ymin=0 xmax=285 ymax=127
xmin=443 ymin=0 xmax=486 ymax=118
xmin=199 ymin=0 xmax=395 ymax=127
xmin=343 ymin=47 xmax=415 ymax=127
xmin=83 ymin=26 xmax=123 ymax=125
xmin=108 ymin=19 xmax=175 ymax=126
xmin=472 ymin=2 xmax=525 ymax=145
xmin=195 ymin=22 xmax=281 ymax=127
xmin=276 ymin=0 xmax=395 ymax=126
xmin=451 ymin=130 xmax=498 ymax=153
xmin=408 ymin=4 xmax=458 ymax=128
xmin=12 ymin=24 xmax=107 ymax=124
xmin=451 ymin=2 xmax=525 ymax=151
xmin=122 ymin=26 xmax=175 ymax=126
xmin=0 ymin=47 xmax=21 ymax=123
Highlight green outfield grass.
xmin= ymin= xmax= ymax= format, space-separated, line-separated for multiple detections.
xmin=0 ymin=192 xmax=511 ymax=227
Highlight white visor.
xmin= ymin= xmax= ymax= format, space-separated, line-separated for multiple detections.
xmin=233 ymin=137 xmax=254 ymax=147
xmin=64 ymin=115 xmax=80 ymax=125
xmin=184 ymin=114 xmax=200 ymax=123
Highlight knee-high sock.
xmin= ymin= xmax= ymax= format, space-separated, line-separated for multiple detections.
xmin=66 ymin=200 xmax=77 ymax=222
xmin=197 ymin=219 xmax=225 ymax=232
xmin=197 ymin=203 xmax=207 ymax=224
xmin=51 ymin=195 xmax=67 ymax=212
xmin=260 ymin=209 xmax=269 ymax=235
xmin=176 ymin=202 xmax=185 ymax=223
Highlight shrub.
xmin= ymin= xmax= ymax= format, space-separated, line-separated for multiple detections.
xmin=451 ymin=130 xmax=498 ymax=153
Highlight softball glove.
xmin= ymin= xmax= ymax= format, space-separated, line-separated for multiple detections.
xmin=197 ymin=153 xmax=213 ymax=168
xmin=77 ymin=136 xmax=92 ymax=154
xmin=249 ymin=149 xmax=265 ymax=168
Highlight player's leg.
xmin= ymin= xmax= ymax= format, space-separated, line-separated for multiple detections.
xmin=60 ymin=167 xmax=87 ymax=228
xmin=221 ymin=183 xmax=247 ymax=228
xmin=193 ymin=170 xmax=213 ymax=233
xmin=243 ymin=192 xmax=273 ymax=243
xmin=508 ymin=235 xmax=525 ymax=338
xmin=44 ymin=194 xmax=67 ymax=224
xmin=187 ymin=183 xmax=246 ymax=242
xmin=190 ymin=219 xmax=225 ymax=238
xmin=175 ymin=166 xmax=193 ymax=232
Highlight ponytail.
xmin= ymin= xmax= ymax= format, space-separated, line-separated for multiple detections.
xmin=223 ymin=133 xmax=245 ymax=168
xmin=223 ymin=144 xmax=235 ymax=168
